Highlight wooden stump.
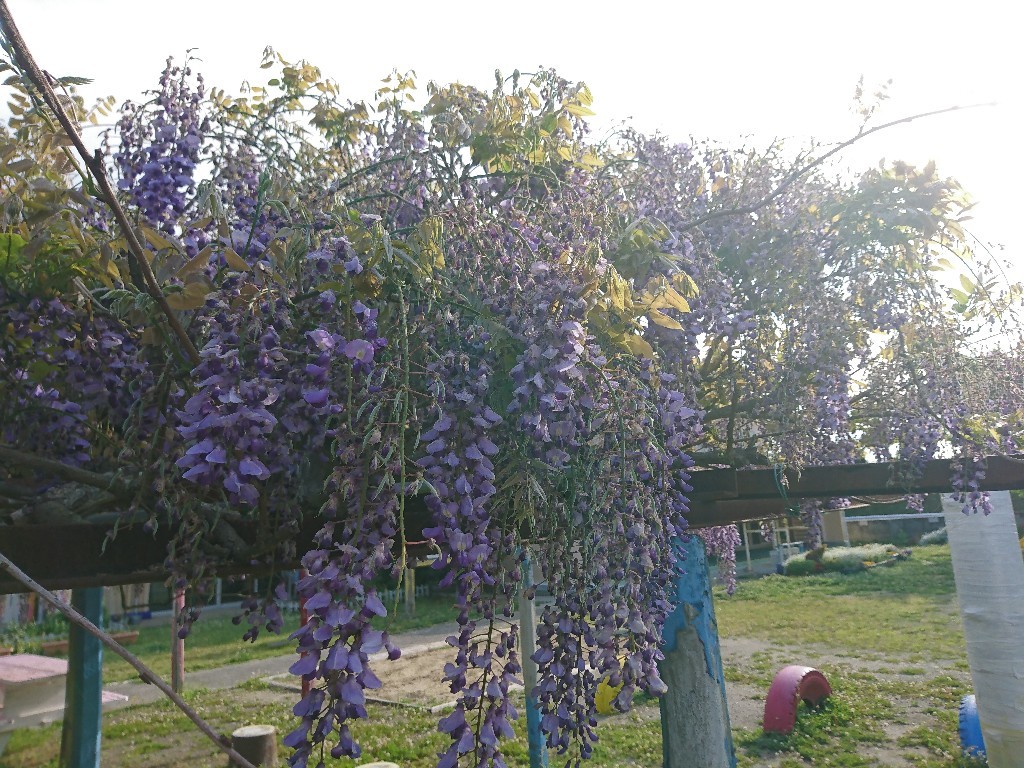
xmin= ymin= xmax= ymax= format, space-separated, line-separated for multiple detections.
xmin=229 ymin=725 xmax=277 ymax=767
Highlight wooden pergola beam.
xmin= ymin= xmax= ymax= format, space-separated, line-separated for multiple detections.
xmin=688 ymin=455 xmax=1024 ymax=502
xmin=2 ymin=455 xmax=1022 ymax=592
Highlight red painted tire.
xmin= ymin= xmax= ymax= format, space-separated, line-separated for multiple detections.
xmin=763 ymin=665 xmax=832 ymax=734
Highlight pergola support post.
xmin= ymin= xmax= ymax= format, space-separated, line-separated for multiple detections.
xmin=59 ymin=587 xmax=103 ymax=768
xmin=944 ymin=490 xmax=1024 ymax=766
xmin=659 ymin=536 xmax=736 ymax=768
xmin=171 ymin=587 xmax=185 ymax=693
xmin=519 ymin=552 xmax=548 ymax=768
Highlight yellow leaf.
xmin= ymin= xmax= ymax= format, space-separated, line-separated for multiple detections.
xmin=621 ymin=334 xmax=654 ymax=358
xmin=648 ymin=308 xmax=683 ymax=330
xmin=579 ymin=152 xmax=605 ymax=169
xmin=557 ymin=146 xmax=574 ymax=162
xmin=165 ymin=282 xmax=209 ymax=310
xmin=662 ymin=286 xmax=690 ymax=313
xmin=526 ymin=89 xmax=541 ymax=109
xmin=607 ymin=271 xmax=630 ymax=312
xmin=177 ymin=245 xmax=213 ymax=278
xmin=105 ymin=259 xmax=121 ymax=281
xmin=223 ymin=248 xmax=251 ymax=272
xmin=564 ymin=103 xmax=596 ymax=117
xmin=671 ymin=272 xmax=699 ymax=297
xmin=140 ymin=225 xmax=175 ymax=252
xmin=642 ymin=281 xmax=691 ymax=314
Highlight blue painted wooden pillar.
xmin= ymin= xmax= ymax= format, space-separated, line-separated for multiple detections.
xmin=659 ymin=536 xmax=736 ymax=768
xmin=59 ymin=587 xmax=104 ymax=768
xmin=520 ymin=553 xmax=549 ymax=768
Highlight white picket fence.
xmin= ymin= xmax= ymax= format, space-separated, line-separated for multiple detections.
xmin=377 ymin=584 xmax=430 ymax=604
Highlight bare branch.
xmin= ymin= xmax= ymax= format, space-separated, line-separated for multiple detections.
xmin=0 ymin=551 xmax=257 ymax=768
xmin=675 ymin=103 xmax=996 ymax=232
xmin=0 ymin=444 xmax=134 ymax=497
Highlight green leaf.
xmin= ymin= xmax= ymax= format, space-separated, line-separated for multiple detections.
xmin=0 ymin=233 xmax=26 ymax=267
xmin=177 ymin=245 xmax=213 ymax=278
xmin=949 ymin=287 xmax=970 ymax=305
xmin=5 ymin=158 xmax=34 ymax=174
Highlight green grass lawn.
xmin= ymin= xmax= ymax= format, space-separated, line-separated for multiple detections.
xmin=715 ymin=544 xmax=965 ymax=663
xmin=1 ymin=545 xmax=982 ymax=767
xmin=101 ymin=592 xmax=459 ymax=684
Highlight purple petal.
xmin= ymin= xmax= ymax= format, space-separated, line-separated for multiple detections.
xmin=323 ymin=640 xmax=349 ymax=671
xmin=239 ymin=457 xmax=270 ymax=479
xmin=303 ymin=590 xmax=331 ymax=612
xmin=205 ymin=445 xmax=227 ymax=464
xmin=303 ymin=388 xmax=329 ymax=406
xmin=289 ymin=652 xmax=319 ymax=677
xmin=363 ymin=593 xmax=387 ymax=618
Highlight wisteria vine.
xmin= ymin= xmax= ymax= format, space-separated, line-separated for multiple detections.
xmin=2 ymin=46 xmax=1022 ymax=768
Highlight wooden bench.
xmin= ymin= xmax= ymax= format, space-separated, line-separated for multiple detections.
xmin=0 ymin=653 xmax=127 ymax=756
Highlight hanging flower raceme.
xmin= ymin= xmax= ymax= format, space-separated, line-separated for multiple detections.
xmin=114 ymin=57 xmax=207 ymax=233
xmin=417 ymin=323 xmax=523 ymax=768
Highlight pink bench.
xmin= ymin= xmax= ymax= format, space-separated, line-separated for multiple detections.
xmin=0 ymin=653 xmax=127 ymax=756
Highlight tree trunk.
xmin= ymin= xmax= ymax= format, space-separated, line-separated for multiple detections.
xmin=659 ymin=536 xmax=736 ymax=768
xmin=944 ymin=490 xmax=1024 ymax=767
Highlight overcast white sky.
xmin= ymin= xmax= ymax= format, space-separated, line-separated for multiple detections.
xmin=6 ymin=0 xmax=1020 ymax=262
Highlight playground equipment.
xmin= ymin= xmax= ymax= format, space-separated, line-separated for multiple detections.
xmin=763 ymin=665 xmax=832 ymax=734
xmin=959 ymin=695 xmax=986 ymax=758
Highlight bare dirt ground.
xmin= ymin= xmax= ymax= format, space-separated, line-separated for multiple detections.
xmin=370 ymin=646 xmax=466 ymax=709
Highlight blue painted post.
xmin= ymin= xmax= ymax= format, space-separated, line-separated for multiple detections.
xmin=659 ymin=535 xmax=736 ymax=768
xmin=519 ymin=553 xmax=549 ymax=768
xmin=59 ymin=587 xmax=104 ymax=768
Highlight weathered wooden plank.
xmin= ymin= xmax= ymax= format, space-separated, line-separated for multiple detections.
xmin=692 ymin=455 xmax=1024 ymax=501
xmin=2 ymin=455 xmax=1023 ymax=591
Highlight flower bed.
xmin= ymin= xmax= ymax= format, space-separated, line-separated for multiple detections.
xmin=783 ymin=544 xmax=910 ymax=576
